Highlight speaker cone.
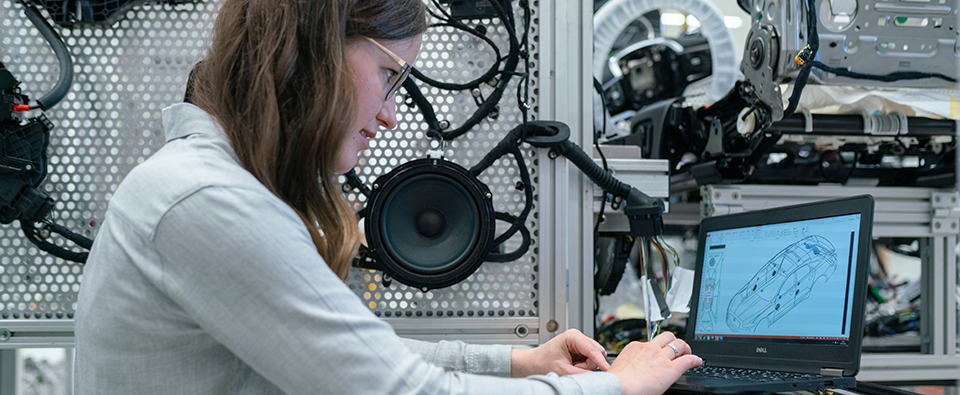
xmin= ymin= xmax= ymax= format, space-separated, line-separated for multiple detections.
xmin=365 ymin=158 xmax=495 ymax=290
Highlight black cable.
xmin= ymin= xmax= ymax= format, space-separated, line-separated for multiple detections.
xmin=592 ymin=77 xmax=610 ymax=342
xmin=782 ymin=0 xmax=818 ymax=119
xmin=488 ymin=143 xmax=533 ymax=247
xmin=818 ymin=150 xmax=860 ymax=184
xmin=409 ymin=0 xmax=521 ymax=142
xmin=468 ymin=124 xmax=534 ymax=257
xmin=592 ymin=78 xmax=610 ymax=235
xmin=429 ymin=0 xmax=456 ymax=21
xmin=517 ymin=0 xmax=532 ymax=125
xmin=402 ymin=78 xmax=445 ymax=139
xmin=782 ymin=0 xmax=955 ymax=118
xmin=20 ymin=220 xmax=88 ymax=263
xmin=484 ymin=211 xmax=531 ymax=262
xmin=17 ymin=0 xmax=73 ymax=111
xmin=45 ymin=220 xmax=93 ymax=249
xmin=811 ymin=61 xmax=957 ymax=83
xmin=343 ymin=169 xmax=371 ymax=197
xmin=409 ymin=22 xmax=502 ymax=91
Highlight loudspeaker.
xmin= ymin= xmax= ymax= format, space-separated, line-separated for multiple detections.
xmin=363 ymin=158 xmax=495 ymax=290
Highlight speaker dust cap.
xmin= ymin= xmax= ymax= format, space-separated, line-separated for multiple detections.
xmin=365 ymin=158 xmax=495 ymax=290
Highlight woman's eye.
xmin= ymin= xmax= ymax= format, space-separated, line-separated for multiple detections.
xmin=385 ymin=69 xmax=397 ymax=81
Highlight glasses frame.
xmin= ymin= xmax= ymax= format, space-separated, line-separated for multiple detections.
xmin=365 ymin=37 xmax=412 ymax=101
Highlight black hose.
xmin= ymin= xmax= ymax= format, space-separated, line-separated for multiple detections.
xmin=556 ymin=139 xmax=631 ymax=199
xmin=19 ymin=1 xmax=73 ymax=111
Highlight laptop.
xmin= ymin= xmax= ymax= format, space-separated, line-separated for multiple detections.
xmin=670 ymin=195 xmax=875 ymax=394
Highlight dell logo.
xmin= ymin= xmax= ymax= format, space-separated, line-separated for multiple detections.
xmin=756 ymin=347 xmax=767 ymax=353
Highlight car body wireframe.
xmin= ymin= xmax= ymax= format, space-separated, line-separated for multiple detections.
xmin=725 ymin=235 xmax=838 ymax=332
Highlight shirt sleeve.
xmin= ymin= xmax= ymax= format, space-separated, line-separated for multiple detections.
xmin=153 ymin=185 xmax=621 ymax=395
xmin=401 ymin=338 xmax=512 ymax=377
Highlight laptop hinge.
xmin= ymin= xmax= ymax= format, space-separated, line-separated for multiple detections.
xmin=820 ymin=368 xmax=844 ymax=377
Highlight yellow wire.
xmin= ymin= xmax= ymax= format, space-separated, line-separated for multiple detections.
xmin=650 ymin=240 xmax=668 ymax=290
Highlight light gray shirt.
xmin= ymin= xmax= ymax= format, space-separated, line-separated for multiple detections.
xmin=74 ymin=103 xmax=621 ymax=395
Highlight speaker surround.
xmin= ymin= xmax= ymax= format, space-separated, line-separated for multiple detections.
xmin=364 ymin=158 xmax=495 ymax=290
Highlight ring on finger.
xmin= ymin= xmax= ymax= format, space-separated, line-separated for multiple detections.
xmin=667 ymin=342 xmax=680 ymax=356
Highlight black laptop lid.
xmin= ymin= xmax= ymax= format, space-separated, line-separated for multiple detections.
xmin=686 ymin=195 xmax=875 ymax=376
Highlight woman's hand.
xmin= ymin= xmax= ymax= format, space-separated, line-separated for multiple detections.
xmin=510 ymin=329 xmax=611 ymax=377
xmin=608 ymin=332 xmax=702 ymax=395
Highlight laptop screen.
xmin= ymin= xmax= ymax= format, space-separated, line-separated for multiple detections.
xmin=692 ymin=212 xmax=862 ymax=346
xmin=686 ymin=195 xmax=874 ymax=375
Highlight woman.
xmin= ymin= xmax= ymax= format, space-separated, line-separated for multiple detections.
xmin=74 ymin=0 xmax=701 ymax=394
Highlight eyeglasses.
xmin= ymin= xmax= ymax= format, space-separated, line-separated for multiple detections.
xmin=365 ymin=37 xmax=412 ymax=101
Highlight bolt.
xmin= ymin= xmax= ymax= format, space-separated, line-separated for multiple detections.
xmin=548 ymin=150 xmax=559 ymax=159
xmin=485 ymin=192 xmax=492 ymax=199
xmin=373 ymin=183 xmax=380 ymax=189
xmin=382 ymin=274 xmax=393 ymax=288
xmin=438 ymin=120 xmax=450 ymax=130
xmin=0 ymin=328 xmax=10 ymax=342
xmin=749 ymin=37 xmax=765 ymax=70
xmin=515 ymin=324 xmax=529 ymax=338
xmin=546 ymin=320 xmax=559 ymax=333
xmin=715 ymin=192 xmax=722 ymax=199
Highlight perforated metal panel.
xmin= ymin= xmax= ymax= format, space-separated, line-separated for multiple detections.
xmin=0 ymin=0 xmax=541 ymax=329
xmin=345 ymin=7 xmax=542 ymax=320
xmin=1 ymin=0 xmax=213 ymax=321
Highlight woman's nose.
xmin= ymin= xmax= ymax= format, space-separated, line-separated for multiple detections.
xmin=377 ymin=97 xmax=398 ymax=130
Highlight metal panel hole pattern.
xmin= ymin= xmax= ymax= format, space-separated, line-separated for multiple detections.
xmin=0 ymin=0 xmax=540 ymax=320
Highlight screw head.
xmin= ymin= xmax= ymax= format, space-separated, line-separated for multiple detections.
xmin=749 ymin=37 xmax=765 ymax=69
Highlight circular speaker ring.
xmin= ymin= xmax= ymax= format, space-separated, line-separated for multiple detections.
xmin=365 ymin=158 xmax=495 ymax=290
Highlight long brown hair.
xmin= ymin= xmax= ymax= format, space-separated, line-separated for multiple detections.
xmin=190 ymin=0 xmax=428 ymax=279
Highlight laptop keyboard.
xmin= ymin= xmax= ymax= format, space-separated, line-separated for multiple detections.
xmin=684 ymin=366 xmax=822 ymax=382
